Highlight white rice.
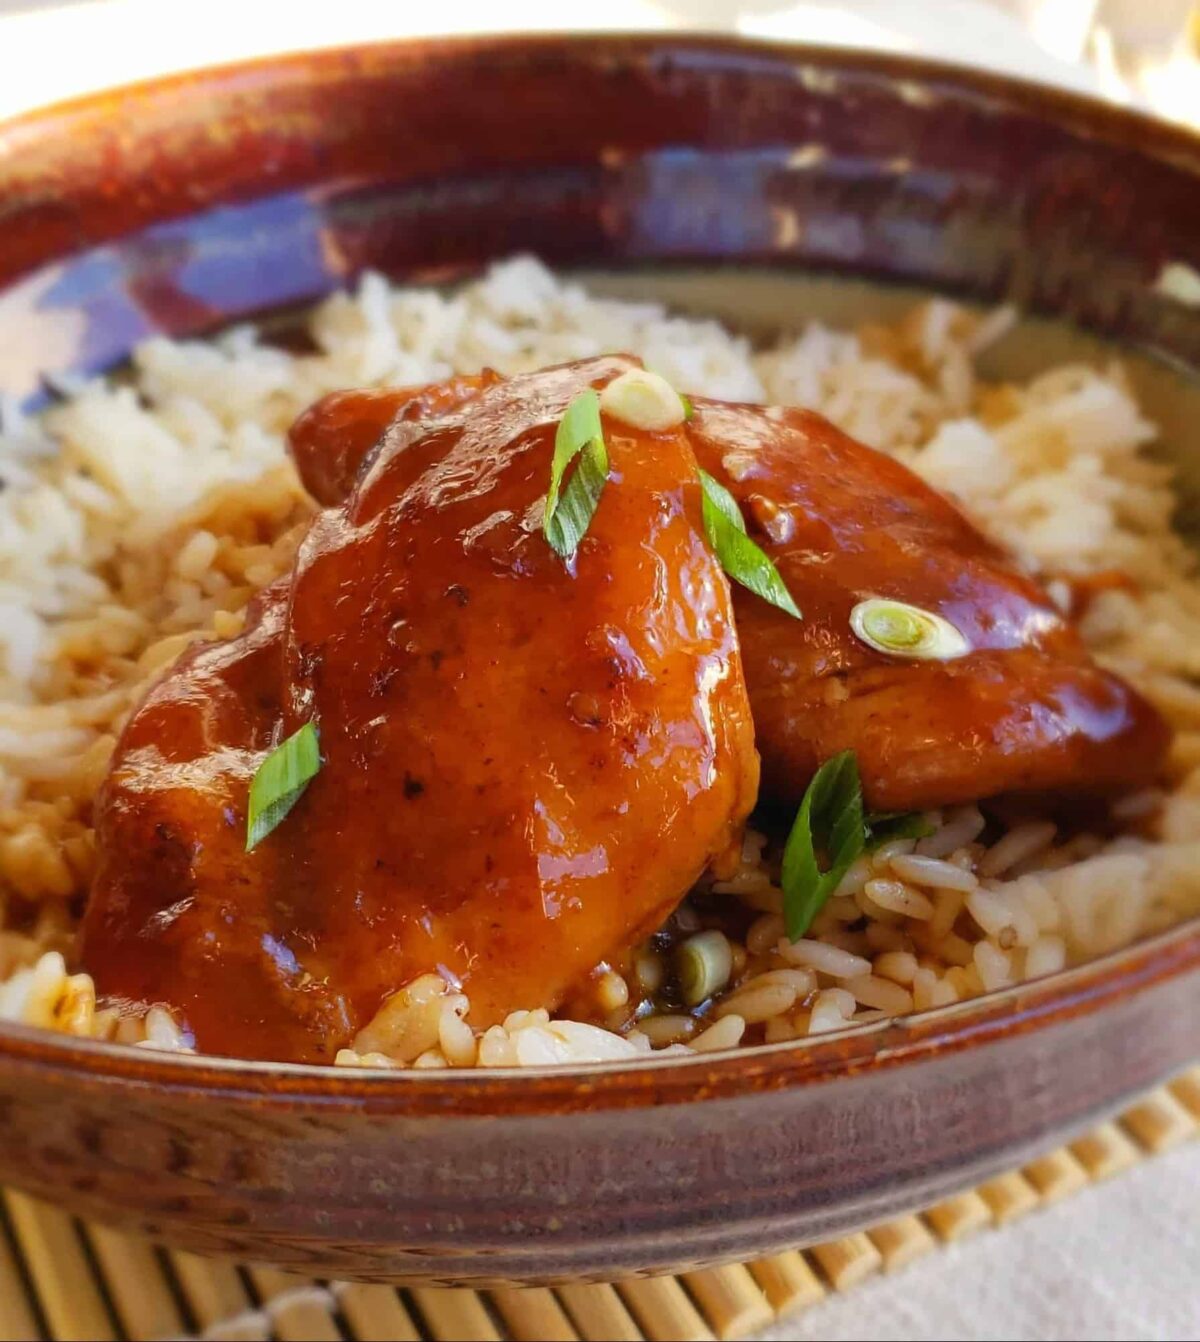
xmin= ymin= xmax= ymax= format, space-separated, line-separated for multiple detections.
xmin=0 ymin=255 xmax=1198 ymax=1068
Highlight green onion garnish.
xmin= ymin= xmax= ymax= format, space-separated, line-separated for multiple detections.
xmin=676 ymin=929 xmax=733 ymax=1006
xmin=865 ymin=810 xmax=936 ymax=849
xmin=850 ymin=598 xmax=969 ymax=661
xmin=781 ymin=750 xmax=864 ymax=941
xmin=679 ymin=392 xmax=695 ymax=421
xmin=698 ymin=470 xmax=801 ymax=619
xmin=543 ymin=390 xmax=610 ymax=559
xmin=780 ymin=752 xmax=931 ymax=939
xmin=245 ymin=722 xmax=321 ymax=852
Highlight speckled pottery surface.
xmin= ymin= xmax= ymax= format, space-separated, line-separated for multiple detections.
xmin=0 ymin=34 xmax=1197 ymax=1283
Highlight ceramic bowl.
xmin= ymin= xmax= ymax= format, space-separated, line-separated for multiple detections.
xmin=0 ymin=34 xmax=1197 ymax=1283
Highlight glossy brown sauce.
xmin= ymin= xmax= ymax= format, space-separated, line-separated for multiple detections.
xmin=287 ymin=372 xmax=501 ymax=506
xmin=79 ymin=357 xmax=1170 ymax=1062
xmin=81 ymin=357 xmax=758 ymax=1062
xmin=687 ymin=401 xmax=1170 ymax=811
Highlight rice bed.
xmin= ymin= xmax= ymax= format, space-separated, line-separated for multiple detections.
xmin=1 ymin=256 xmax=1198 ymax=1069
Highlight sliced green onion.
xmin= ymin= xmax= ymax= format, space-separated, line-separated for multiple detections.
xmin=676 ymin=929 xmax=733 ymax=1006
xmin=544 ymin=390 xmax=610 ymax=559
xmin=246 ymin=722 xmax=321 ymax=852
xmin=781 ymin=751 xmax=865 ymax=940
xmin=599 ymin=369 xmax=688 ymax=431
xmin=865 ymin=810 xmax=936 ymax=849
xmin=850 ymin=598 xmax=969 ymax=660
xmin=781 ymin=751 xmax=938 ymax=937
xmin=680 ymin=392 xmax=695 ymax=421
xmin=546 ymin=437 xmax=609 ymax=559
xmin=698 ymin=470 xmax=801 ymax=620
xmin=699 ymin=468 xmax=745 ymax=533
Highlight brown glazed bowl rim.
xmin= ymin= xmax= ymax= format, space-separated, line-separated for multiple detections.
xmin=0 ymin=919 xmax=1196 ymax=1114
xmin=1 ymin=31 xmax=1198 ymax=1116
xmin=5 ymin=29 xmax=1200 ymax=170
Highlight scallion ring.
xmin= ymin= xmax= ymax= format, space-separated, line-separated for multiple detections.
xmin=850 ymin=598 xmax=969 ymax=661
xmin=676 ymin=929 xmax=734 ymax=1006
xmin=599 ymin=369 xmax=689 ymax=432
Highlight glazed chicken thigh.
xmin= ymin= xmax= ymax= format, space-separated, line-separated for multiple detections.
xmin=80 ymin=358 xmax=758 ymax=1062
xmin=686 ymin=400 xmax=1170 ymax=811
xmin=81 ymin=354 xmax=1169 ymax=1062
xmin=293 ymin=364 xmax=1170 ymax=815
xmin=287 ymin=371 xmax=502 ymax=506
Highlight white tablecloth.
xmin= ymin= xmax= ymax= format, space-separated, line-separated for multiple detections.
xmin=760 ymin=1141 xmax=1200 ymax=1341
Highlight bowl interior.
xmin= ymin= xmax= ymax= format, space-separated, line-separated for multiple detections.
xmin=0 ymin=34 xmax=1198 ymax=1098
xmin=577 ymin=266 xmax=1200 ymax=536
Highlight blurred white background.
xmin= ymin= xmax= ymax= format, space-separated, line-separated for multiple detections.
xmin=0 ymin=0 xmax=1196 ymax=125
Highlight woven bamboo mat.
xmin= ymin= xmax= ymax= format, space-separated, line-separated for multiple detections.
xmin=1 ymin=1067 xmax=1197 ymax=1342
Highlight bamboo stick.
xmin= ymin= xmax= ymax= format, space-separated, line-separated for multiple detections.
xmin=1121 ymin=1089 xmax=1197 ymax=1154
xmin=1022 ymin=1149 xmax=1088 ymax=1204
xmin=0 ymin=1218 xmax=40 ymax=1342
xmin=976 ymin=1172 xmax=1040 ymax=1225
xmin=747 ymin=1251 xmax=825 ymax=1317
xmin=808 ymin=1233 xmax=881 ymax=1291
xmin=682 ymin=1264 xmax=774 ymax=1340
xmin=1070 ymin=1122 xmax=1141 ymax=1182
xmin=205 ymin=1309 xmax=274 ymax=1340
xmin=248 ymin=1266 xmax=341 ymax=1342
xmin=335 ymin=1282 xmax=423 ymax=1341
xmin=617 ymin=1276 xmax=714 ymax=1342
xmin=1168 ymin=1066 xmax=1200 ymax=1120
xmin=169 ymin=1249 xmax=268 ymax=1340
xmin=555 ymin=1283 xmax=644 ymax=1341
xmin=924 ymin=1190 xmax=993 ymax=1242
xmin=83 ymin=1223 xmax=186 ymax=1341
xmin=410 ymin=1286 xmax=503 ymax=1341
xmin=3 ymin=1193 xmax=115 ymax=1342
xmin=867 ymin=1215 xmax=937 ymax=1271
xmin=489 ymin=1287 xmax=579 ymax=1341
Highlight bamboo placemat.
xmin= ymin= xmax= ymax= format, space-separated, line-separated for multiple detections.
xmin=1 ymin=1067 xmax=1197 ymax=1342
